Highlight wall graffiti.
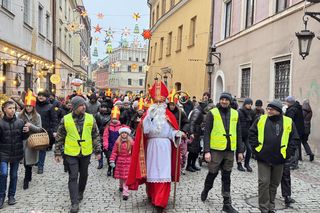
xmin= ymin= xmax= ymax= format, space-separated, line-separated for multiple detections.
xmin=300 ymin=80 xmax=320 ymax=103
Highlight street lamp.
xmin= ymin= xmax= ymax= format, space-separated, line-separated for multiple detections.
xmin=25 ymin=61 xmax=33 ymax=73
xmin=206 ymin=46 xmax=221 ymax=94
xmin=296 ymin=1 xmax=320 ymax=59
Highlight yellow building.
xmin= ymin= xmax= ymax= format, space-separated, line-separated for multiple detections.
xmin=147 ymin=0 xmax=212 ymax=99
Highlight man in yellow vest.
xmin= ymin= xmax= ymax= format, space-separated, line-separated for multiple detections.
xmin=249 ymin=99 xmax=299 ymax=213
xmin=200 ymin=92 xmax=244 ymax=213
xmin=54 ymin=96 xmax=101 ymax=213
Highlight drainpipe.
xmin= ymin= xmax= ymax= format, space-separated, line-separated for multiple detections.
xmin=207 ymin=0 xmax=215 ymax=95
xmin=145 ymin=0 xmax=152 ymax=93
xmin=51 ymin=0 xmax=57 ymax=94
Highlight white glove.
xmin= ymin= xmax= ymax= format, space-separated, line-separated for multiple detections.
xmin=175 ymin=130 xmax=183 ymax=138
xmin=110 ymin=162 xmax=116 ymax=168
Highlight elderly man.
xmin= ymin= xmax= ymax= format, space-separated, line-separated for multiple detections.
xmin=249 ymin=100 xmax=299 ymax=213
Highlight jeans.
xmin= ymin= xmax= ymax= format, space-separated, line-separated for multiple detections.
xmin=0 ymin=161 xmax=20 ymax=199
xmin=38 ymin=150 xmax=46 ymax=170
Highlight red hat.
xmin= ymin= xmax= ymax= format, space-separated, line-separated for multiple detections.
xmin=149 ymin=81 xmax=168 ymax=102
xmin=24 ymin=90 xmax=36 ymax=107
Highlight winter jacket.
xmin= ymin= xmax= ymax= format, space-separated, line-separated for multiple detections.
xmin=109 ymin=136 xmax=134 ymax=179
xmin=36 ymin=99 xmax=58 ymax=134
xmin=182 ymin=100 xmax=194 ymax=118
xmin=18 ymin=111 xmax=42 ymax=165
xmin=120 ymin=107 xmax=134 ymax=126
xmin=253 ymin=108 xmax=265 ymax=121
xmin=302 ymin=101 xmax=312 ymax=135
xmin=203 ymin=105 xmax=244 ymax=153
xmin=86 ymin=101 xmax=101 ymax=115
xmin=189 ymin=105 xmax=205 ymax=136
xmin=130 ymin=111 xmax=144 ymax=136
xmin=50 ymin=99 xmax=61 ymax=108
xmin=168 ymin=104 xmax=189 ymax=133
xmin=103 ymin=121 xmax=121 ymax=151
xmin=0 ymin=115 xmax=26 ymax=162
xmin=57 ymin=105 xmax=71 ymax=123
xmin=249 ymin=115 xmax=299 ymax=165
xmin=285 ymin=101 xmax=305 ymax=138
xmin=238 ymin=107 xmax=255 ymax=139
xmin=95 ymin=112 xmax=111 ymax=136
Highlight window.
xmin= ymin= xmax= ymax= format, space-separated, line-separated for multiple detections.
xmin=224 ymin=1 xmax=232 ymax=38
xmin=128 ymin=79 xmax=132 ymax=86
xmin=177 ymin=25 xmax=183 ymax=51
xmin=2 ymin=0 xmax=10 ymax=10
xmin=136 ymin=58 xmax=139 ymax=62
xmin=23 ymin=0 xmax=30 ymax=24
xmin=150 ymin=46 xmax=153 ymax=63
xmin=64 ymin=29 xmax=67 ymax=51
xmin=167 ymin=32 xmax=172 ymax=56
xmin=59 ymin=28 xmax=62 ymax=47
xmin=276 ymin=0 xmax=289 ymax=13
xmin=139 ymin=79 xmax=143 ymax=86
xmin=189 ymin=16 xmax=196 ymax=46
xmin=245 ymin=0 xmax=254 ymax=28
xmin=240 ymin=68 xmax=251 ymax=98
xmin=128 ymin=65 xmax=131 ymax=72
xmin=64 ymin=0 xmax=67 ymax=15
xmin=142 ymin=58 xmax=145 ymax=62
xmin=170 ymin=0 xmax=175 ymax=8
xmin=69 ymin=35 xmax=71 ymax=54
xmin=162 ymin=0 xmax=166 ymax=15
xmin=153 ymin=42 xmax=157 ymax=62
xmin=274 ymin=60 xmax=290 ymax=101
xmin=129 ymin=57 xmax=132 ymax=61
xmin=159 ymin=37 xmax=164 ymax=59
xmin=46 ymin=13 xmax=50 ymax=38
xmin=139 ymin=66 xmax=143 ymax=72
xmin=156 ymin=4 xmax=159 ymax=21
xmin=38 ymin=4 xmax=44 ymax=34
xmin=59 ymin=0 xmax=62 ymax=9
xmin=175 ymin=82 xmax=181 ymax=91
xmin=152 ymin=11 xmax=155 ymax=26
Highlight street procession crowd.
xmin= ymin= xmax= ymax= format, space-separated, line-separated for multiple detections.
xmin=0 ymin=80 xmax=315 ymax=213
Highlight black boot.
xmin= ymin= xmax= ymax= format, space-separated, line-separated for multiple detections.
xmin=23 ymin=179 xmax=29 ymax=190
xmin=107 ymin=166 xmax=112 ymax=176
xmin=284 ymin=196 xmax=296 ymax=207
xmin=191 ymin=153 xmax=201 ymax=171
xmin=244 ymin=164 xmax=253 ymax=172
xmin=97 ymin=163 xmax=103 ymax=169
xmin=237 ymin=163 xmax=245 ymax=172
xmin=309 ymin=154 xmax=314 ymax=162
xmin=70 ymin=203 xmax=79 ymax=213
xmin=201 ymin=172 xmax=218 ymax=201
xmin=0 ymin=197 xmax=4 ymax=209
xmin=186 ymin=166 xmax=196 ymax=172
xmin=222 ymin=197 xmax=238 ymax=213
xmin=78 ymin=191 xmax=84 ymax=202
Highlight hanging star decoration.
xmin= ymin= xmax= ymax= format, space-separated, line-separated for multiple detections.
xmin=143 ymin=65 xmax=150 ymax=72
xmin=80 ymin=10 xmax=88 ymax=17
xmin=103 ymin=37 xmax=111 ymax=45
xmin=94 ymin=24 xmax=102 ymax=33
xmin=142 ymin=29 xmax=152 ymax=40
xmin=67 ymin=22 xmax=78 ymax=32
xmin=115 ymin=61 xmax=121 ymax=68
xmin=97 ymin=12 xmax=105 ymax=20
xmin=133 ymin=12 xmax=141 ymax=21
xmin=94 ymin=37 xmax=100 ymax=43
xmin=131 ymin=64 xmax=138 ymax=70
xmin=79 ymin=23 xmax=85 ymax=30
xmin=111 ymin=63 xmax=116 ymax=70
xmin=81 ymin=56 xmax=90 ymax=66
xmin=133 ymin=37 xmax=140 ymax=48
xmin=122 ymin=27 xmax=130 ymax=37
xmin=105 ymin=27 xmax=114 ymax=38
xmin=98 ymin=61 xmax=104 ymax=69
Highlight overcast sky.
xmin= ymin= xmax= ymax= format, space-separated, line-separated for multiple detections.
xmin=82 ymin=0 xmax=150 ymax=63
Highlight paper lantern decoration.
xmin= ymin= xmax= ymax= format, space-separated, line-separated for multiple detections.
xmin=97 ymin=12 xmax=105 ymax=20
xmin=93 ymin=47 xmax=98 ymax=57
xmin=120 ymin=37 xmax=129 ymax=48
xmin=122 ymin=27 xmax=130 ymax=37
xmin=94 ymin=24 xmax=102 ymax=33
xmin=80 ymin=10 xmax=88 ymax=17
xmin=134 ymin=24 xmax=139 ymax=34
xmin=131 ymin=64 xmax=138 ymax=70
xmin=50 ymin=74 xmax=61 ymax=85
xmin=71 ymin=78 xmax=83 ymax=87
xmin=142 ymin=30 xmax=152 ymax=40
xmin=133 ymin=12 xmax=141 ymax=21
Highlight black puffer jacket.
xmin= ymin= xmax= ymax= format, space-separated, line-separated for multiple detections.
xmin=120 ymin=107 xmax=134 ymax=126
xmin=36 ymin=99 xmax=58 ymax=134
xmin=57 ymin=105 xmax=71 ymax=123
xmin=168 ymin=104 xmax=189 ymax=133
xmin=0 ymin=115 xmax=26 ymax=162
xmin=189 ymin=104 xmax=205 ymax=136
xmin=95 ymin=112 xmax=111 ymax=135
xmin=238 ymin=107 xmax=255 ymax=138
xmin=302 ymin=101 xmax=312 ymax=135
xmin=285 ymin=101 xmax=305 ymax=138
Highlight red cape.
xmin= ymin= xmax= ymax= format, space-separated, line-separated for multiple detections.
xmin=126 ymin=109 xmax=181 ymax=190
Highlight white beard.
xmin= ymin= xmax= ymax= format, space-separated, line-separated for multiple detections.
xmin=148 ymin=103 xmax=167 ymax=134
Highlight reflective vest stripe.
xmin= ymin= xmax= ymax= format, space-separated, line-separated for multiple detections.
xmin=64 ymin=113 xmax=94 ymax=156
xmin=209 ymin=108 xmax=238 ymax=151
xmin=256 ymin=114 xmax=292 ymax=159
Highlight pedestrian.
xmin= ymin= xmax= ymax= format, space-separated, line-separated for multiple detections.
xmin=249 ymin=99 xmax=299 ymax=213
xmin=109 ymin=125 xmax=134 ymax=200
xmin=54 ymin=96 xmax=102 ymax=213
xmin=103 ymin=106 xmax=122 ymax=176
xmin=253 ymin=99 xmax=265 ymax=120
xmin=0 ymin=101 xmax=29 ymax=209
xmin=18 ymin=91 xmax=42 ymax=190
xmin=236 ymin=98 xmax=255 ymax=172
xmin=36 ymin=90 xmax=58 ymax=173
xmin=301 ymin=99 xmax=314 ymax=161
xmin=86 ymin=93 xmax=100 ymax=115
xmin=126 ymin=81 xmax=183 ymax=212
xmin=130 ymin=98 xmax=145 ymax=137
xmin=120 ymin=96 xmax=134 ymax=126
xmin=200 ymin=92 xmax=244 ymax=213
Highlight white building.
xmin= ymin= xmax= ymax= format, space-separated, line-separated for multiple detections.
xmin=0 ymin=0 xmax=54 ymax=95
xmin=108 ymin=45 xmax=148 ymax=95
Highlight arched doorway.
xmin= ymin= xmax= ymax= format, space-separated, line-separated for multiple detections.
xmin=213 ymin=70 xmax=225 ymax=103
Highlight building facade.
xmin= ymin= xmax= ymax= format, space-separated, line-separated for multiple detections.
xmin=0 ymin=0 xmax=54 ymax=95
xmin=211 ymin=0 xmax=320 ymax=151
xmin=146 ymin=0 xmax=213 ymax=99
xmin=108 ymin=46 xmax=147 ymax=95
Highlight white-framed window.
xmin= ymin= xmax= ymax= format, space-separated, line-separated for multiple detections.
xmin=46 ymin=13 xmax=50 ymax=39
xmin=59 ymin=28 xmax=62 ymax=47
xmin=245 ymin=0 xmax=254 ymax=28
xmin=69 ymin=34 xmax=72 ymax=54
xmin=162 ymin=0 xmax=166 ymax=15
xmin=170 ymin=0 xmax=175 ymax=9
xmin=23 ymin=0 xmax=30 ymax=24
xmin=177 ymin=25 xmax=183 ymax=51
xmin=38 ymin=4 xmax=44 ymax=34
xmin=128 ymin=79 xmax=132 ymax=86
xmin=2 ymin=0 xmax=11 ymax=11
xmin=189 ymin=16 xmax=196 ymax=46
xmin=240 ymin=67 xmax=251 ymax=98
xmin=159 ymin=37 xmax=164 ymax=59
xmin=153 ymin=42 xmax=157 ymax=62
xmin=224 ymin=1 xmax=232 ymax=38
xmin=166 ymin=32 xmax=172 ymax=56
xmin=139 ymin=79 xmax=143 ymax=86
xmin=64 ymin=29 xmax=67 ymax=51
xmin=276 ymin=0 xmax=289 ymax=13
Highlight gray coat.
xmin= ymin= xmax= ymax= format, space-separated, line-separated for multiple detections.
xmin=19 ymin=112 xmax=42 ymax=165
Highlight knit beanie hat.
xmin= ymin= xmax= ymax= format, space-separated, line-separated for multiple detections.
xmin=267 ymin=99 xmax=283 ymax=113
xmin=243 ymin=98 xmax=253 ymax=106
xmin=38 ymin=90 xmax=49 ymax=98
xmin=219 ymin=92 xmax=232 ymax=102
xmin=255 ymin=99 xmax=263 ymax=107
xmin=71 ymin=96 xmax=86 ymax=110
xmin=119 ymin=125 xmax=131 ymax=135
xmin=285 ymin=96 xmax=295 ymax=104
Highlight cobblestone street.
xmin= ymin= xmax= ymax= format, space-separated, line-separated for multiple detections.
xmin=1 ymin=151 xmax=319 ymax=213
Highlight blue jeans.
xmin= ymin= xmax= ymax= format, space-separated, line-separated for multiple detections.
xmin=38 ymin=150 xmax=46 ymax=170
xmin=0 ymin=161 xmax=19 ymax=198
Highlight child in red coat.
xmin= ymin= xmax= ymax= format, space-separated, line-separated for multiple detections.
xmin=109 ymin=125 xmax=134 ymax=200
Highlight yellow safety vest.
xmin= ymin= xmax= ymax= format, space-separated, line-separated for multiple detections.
xmin=210 ymin=108 xmax=238 ymax=151
xmin=64 ymin=113 xmax=94 ymax=156
xmin=256 ymin=114 xmax=292 ymax=159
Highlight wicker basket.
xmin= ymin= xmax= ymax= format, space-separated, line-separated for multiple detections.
xmin=27 ymin=128 xmax=50 ymax=150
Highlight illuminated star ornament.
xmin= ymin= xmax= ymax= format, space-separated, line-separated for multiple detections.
xmin=67 ymin=22 xmax=78 ymax=32
xmin=94 ymin=24 xmax=102 ymax=33
xmin=81 ymin=56 xmax=90 ymax=66
xmin=80 ymin=10 xmax=88 ymax=17
xmin=98 ymin=61 xmax=104 ymax=68
xmin=79 ymin=23 xmax=85 ymax=30
xmin=103 ymin=37 xmax=111 ymax=45
xmin=133 ymin=12 xmax=141 ymax=21
xmin=94 ymin=37 xmax=100 ymax=42
xmin=105 ymin=27 xmax=114 ymax=38
xmin=97 ymin=12 xmax=105 ymax=20
xmin=122 ymin=27 xmax=130 ymax=37
xmin=142 ymin=29 xmax=152 ymax=40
